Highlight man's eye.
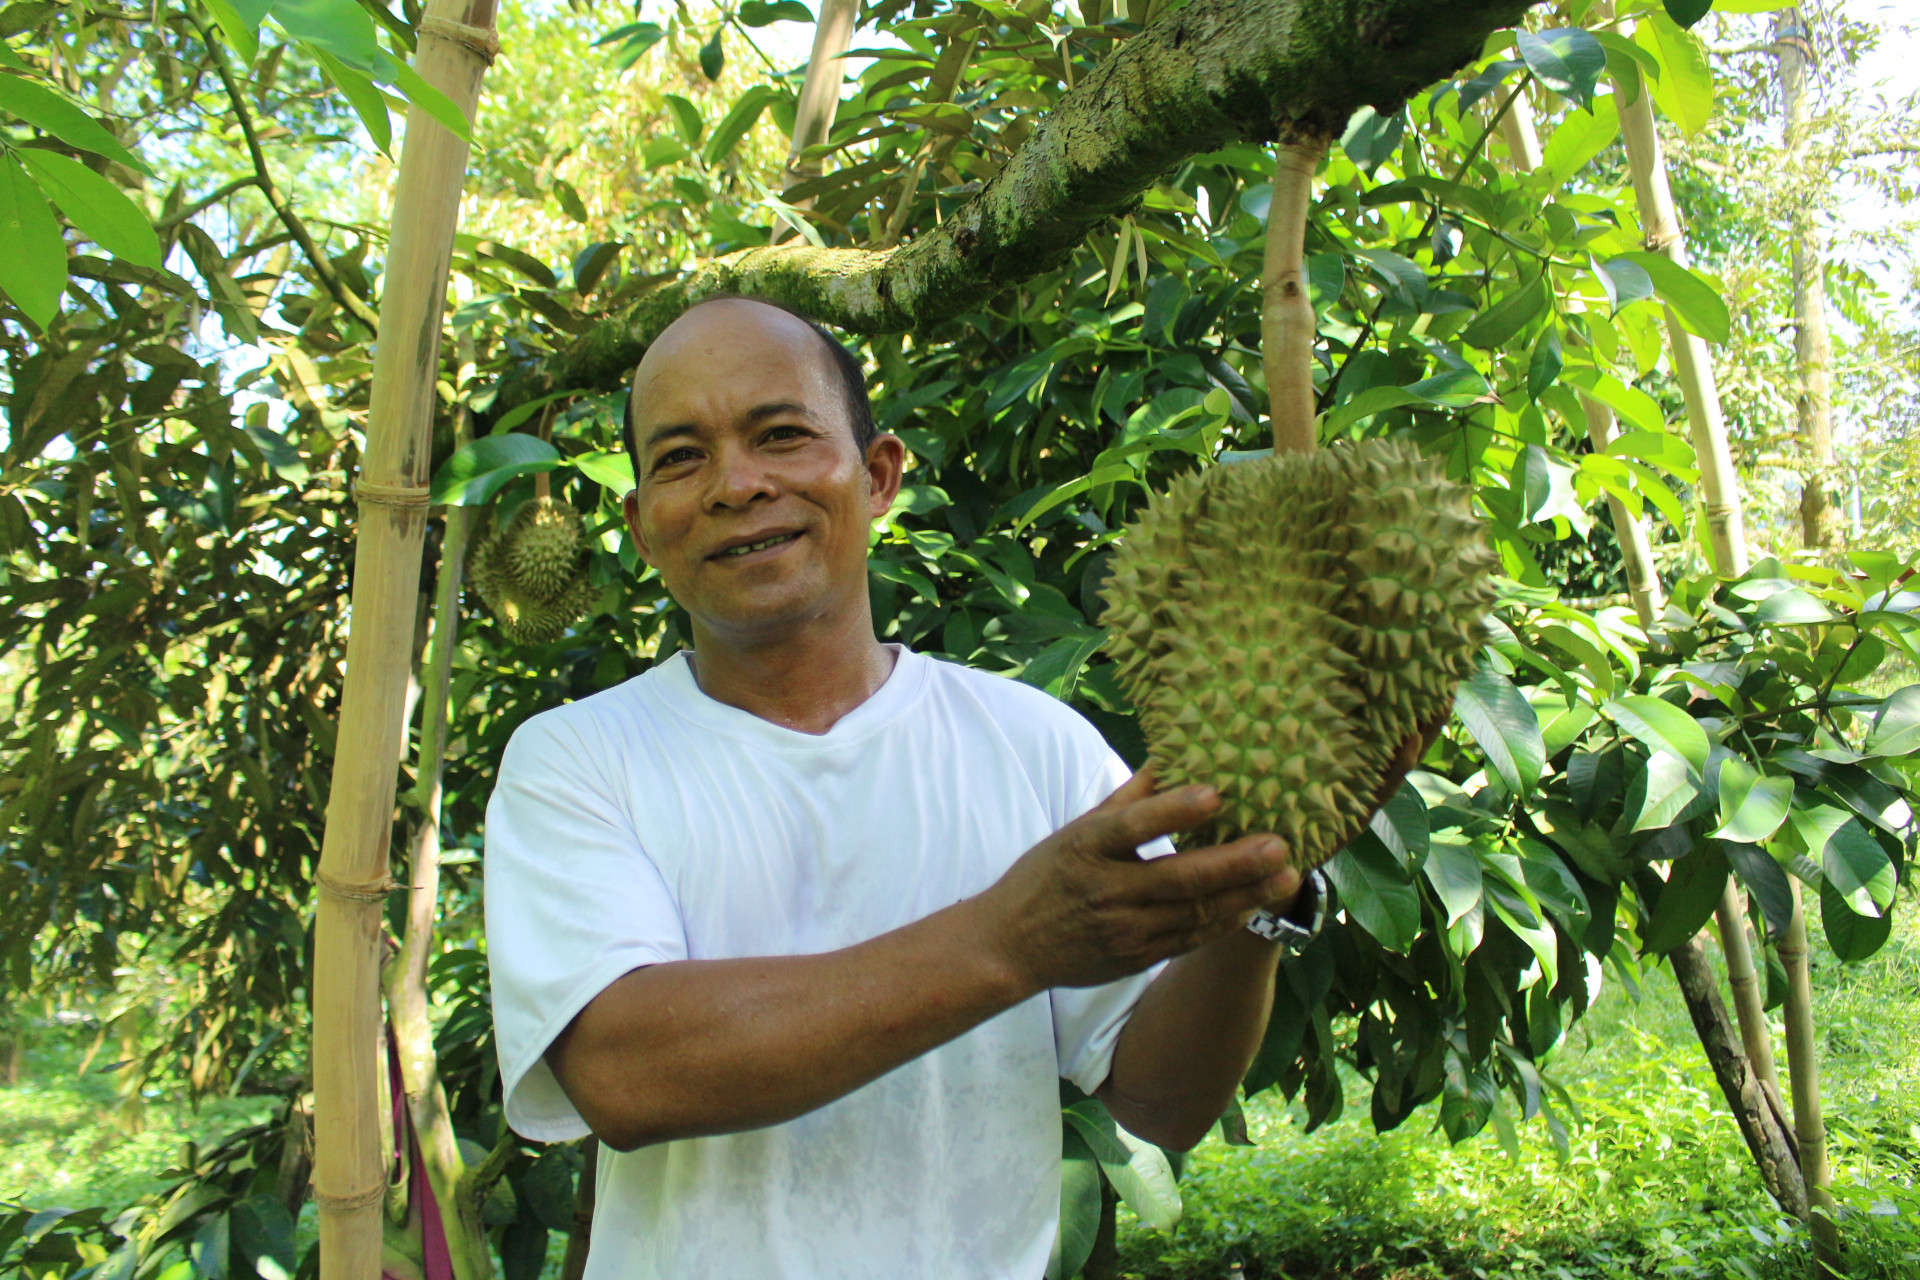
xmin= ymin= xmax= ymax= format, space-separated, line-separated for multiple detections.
xmin=654 ymin=447 xmax=699 ymax=470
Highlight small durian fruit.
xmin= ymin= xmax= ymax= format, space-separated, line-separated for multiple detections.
xmin=468 ymin=497 xmax=595 ymax=645
xmin=1099 ymin=438 xmax=1494 ymax=869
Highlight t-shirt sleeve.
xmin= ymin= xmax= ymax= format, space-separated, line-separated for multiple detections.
xmin=484 ymin=711 xmax=689 ymax=1142
xmin=1049 ymin=742 xmax=1173 ymax=1096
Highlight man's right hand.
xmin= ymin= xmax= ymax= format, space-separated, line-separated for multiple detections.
xmin=973 ymin=768 xmax=1299 ymax=994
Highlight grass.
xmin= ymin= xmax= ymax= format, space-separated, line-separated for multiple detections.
xmin=3 ymin=908 xmax=1916 ymax=1280
xmin=1116 ymin=903 xmax=1920 ymax=1279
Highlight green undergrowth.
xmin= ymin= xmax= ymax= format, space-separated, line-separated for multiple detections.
xmin=0 ymin=1023 xmax=278 ymax=1215
xmin=1118 ymin=906 xmax=1920 ymax=1279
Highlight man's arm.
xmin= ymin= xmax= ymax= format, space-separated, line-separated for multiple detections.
xmin=547 ymin=782 xmax=1294 ymax=1151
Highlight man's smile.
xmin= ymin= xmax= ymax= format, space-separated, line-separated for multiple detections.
xmin=709 ymin=529 xmax=805 ymax=562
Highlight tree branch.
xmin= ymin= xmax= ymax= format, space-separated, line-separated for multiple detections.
xmin=496 ymin=0 xmax=1538 ymax=418
xmin=198 ymin=21 xmax=382 ymax=331
xmin=156 ymin=175 xmax=261 ymax=230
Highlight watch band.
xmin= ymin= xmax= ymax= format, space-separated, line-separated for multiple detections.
xmin=1245 ymin=868 xmax=1328 ymax=953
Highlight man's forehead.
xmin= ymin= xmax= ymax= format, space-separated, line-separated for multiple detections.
xmin=628 ymin=299 xmax=839 ymax=424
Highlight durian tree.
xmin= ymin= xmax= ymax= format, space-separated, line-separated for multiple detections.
xmin=3 ymin=0 xmax=1919 ymax=1277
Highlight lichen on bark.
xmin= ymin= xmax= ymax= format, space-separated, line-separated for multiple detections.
xmin=494 ymin=0 xmax=1535 ymax=418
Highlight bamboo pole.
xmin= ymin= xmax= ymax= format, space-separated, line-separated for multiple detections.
xmin=772 ymin=0 xmax=859 ymax=244
xmin=311 ymin=4 xmax=497 ymax=1277
xmin=1779 ymin=879 xmax=1843 ymax=1272
xmin=385 ymin=396 xmax=491 ymax=1278
xmin=1262 ymin=136 xmax=1328 ymax=455
xmin=1775 ymin=10 xmax=1839 ymax=553
xmin=558 ymin=1139 xmax=599 ymax=1280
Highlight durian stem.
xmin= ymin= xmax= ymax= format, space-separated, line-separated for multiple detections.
xmin=1261 ymin=135 xmax=1327 ymax=455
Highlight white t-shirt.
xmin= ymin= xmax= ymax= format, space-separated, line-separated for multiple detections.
xmin=484 ymin=645 xmax=1164 ymax=1280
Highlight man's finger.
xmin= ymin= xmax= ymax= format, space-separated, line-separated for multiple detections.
xmin=1068 ymin=784 xmax=1221 ymax=859
xmin=1136 ymin=869 xmax=1301 ymax=952
xmin=1087 ymin=766 xmax=1160 ymax=818
xmin=1118 ymin=835 xmax=1292 ymax=904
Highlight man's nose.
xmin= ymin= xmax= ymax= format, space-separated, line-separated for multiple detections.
xmin=703 ymin=442 xmax=779 ymax=509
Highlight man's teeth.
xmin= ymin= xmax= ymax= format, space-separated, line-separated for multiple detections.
xmin=722 ymin=533 xmax=799 ymax=557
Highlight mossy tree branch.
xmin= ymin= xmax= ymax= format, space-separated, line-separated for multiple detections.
xmin=495 ymin=0 xmax=1536 ymax=416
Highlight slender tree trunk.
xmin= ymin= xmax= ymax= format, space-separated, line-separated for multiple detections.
xmin=1779 ymin=880 xmax=1844 ymax=1273
xmin=1577 ymin=394 xmax=1666 ymax=627
xmin=1776 ymin=10 xmax=1838 ymax=554
xmin=385 ymin=395 xmax=490 ymax=1278
xmin=772 ymin=0 xmax=859 ymax=243
xmin=1262 ymin=136 xmax=1328 ymax=454
xmin=311 ymin=4 xmax=497 ymax=1277
xmin=1606 ymin=12 xmax=1836 ymax=1262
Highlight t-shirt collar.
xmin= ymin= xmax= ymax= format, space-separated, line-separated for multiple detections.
xmin=650 ymin=643 xmax=928 ymax=749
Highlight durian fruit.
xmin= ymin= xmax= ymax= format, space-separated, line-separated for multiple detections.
xmin=468 ymin=496 xmax=596 ymax=644
xmin=1099 ymin=437 xmax=1497 ymax=867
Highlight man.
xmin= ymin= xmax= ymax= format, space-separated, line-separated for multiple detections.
xmin=485 ymin=297 xmax=1370 ymax=1277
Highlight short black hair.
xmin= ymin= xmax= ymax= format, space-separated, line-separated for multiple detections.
xmin=622 ymin=295 xmax=877 ymax=481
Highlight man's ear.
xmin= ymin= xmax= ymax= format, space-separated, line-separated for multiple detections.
xmin=623 ymin=489 xmax=657 ymax=568
xmin=863 ymin=433 xmax=908 ymax=520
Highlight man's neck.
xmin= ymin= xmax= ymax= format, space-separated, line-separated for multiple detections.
xmin=683 ymin=610 xmax=896 ymax=736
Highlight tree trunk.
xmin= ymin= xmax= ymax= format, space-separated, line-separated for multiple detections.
xmin=491 ymin=0 xmax=1535 ymax=415
xmin=311 ymin=4 xmax=497 ymax=1277
xmin=1775 ymin=10 xmax=1838 ymax=554
xmin=384 ymin=393 xmax=490 ymax=1279
xmin=1669 ymin=936 xmax=1810 ymax=1219
xmin=559 ymin=1139 xmax=599 ymax=1280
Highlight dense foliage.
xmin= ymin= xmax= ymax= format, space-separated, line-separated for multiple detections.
xmin=0 ymin=0 xmax=1915 ymax=1276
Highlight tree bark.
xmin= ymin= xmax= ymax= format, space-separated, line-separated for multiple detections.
xmin=493 ymin=0 xmax=1535 ymax=417
xmin=1775 ymin=10 xmax=1838 ymax=554
xmin=1668 ymin=936 xmax=1810 ymax=1220
xmin=311 ymin=4 xmax=497 ymax=1278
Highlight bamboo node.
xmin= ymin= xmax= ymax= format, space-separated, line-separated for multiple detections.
xmin=313 ymin=1182 xmax=388 ymax=1212
xmin=354 ymin=480 xmax=433 ymax=510
xmin=420 ymin=15 xmax=500 ymax=63
xmin=318 ymin=869 xmax=400 ymax=903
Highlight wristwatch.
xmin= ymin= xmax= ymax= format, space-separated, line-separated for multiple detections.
xmin=1245 ymin=868 xmax=1328 ymax=954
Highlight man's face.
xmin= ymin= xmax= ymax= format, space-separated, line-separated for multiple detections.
xmin=622 ymin=300 xmax=904 ymax=645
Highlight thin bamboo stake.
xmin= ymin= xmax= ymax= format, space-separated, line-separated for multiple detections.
xmin=1779 ymin=878 xmax=1843 ymax=1273
xmin=1577 ymin=394 xmax=1666 ymax=627
xmin=1776 ymin=9 xmax=1839 ymax=553
xmin=772 ymin=0 xmax=859 ymax=244
xmin=311 ymin=4 xmax=497 ymax=1277
xmin=1262 ymin=136 xmax=1327 ymax=455
xmin=558 ymin=1139 xmax=599 ymax=1280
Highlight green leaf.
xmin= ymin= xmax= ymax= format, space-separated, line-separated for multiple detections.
xmin=699 ymin=28 xmax=725 ymax=80
xmin=271 ymin=0 xmax=381 ymax=70
xmin=1711 ymin=757 xmax=1791 ymax=843
xmin=570 ymin=450 xmax=634 ymax=494
xmin=430 ymin=435 xmax=561 ymax=505
xmin=1641 ymin=841 xmax=1727 ymax=954
xmin=1093 ymin=1127 xmax=1181 ymax=1232
xmin=1722 ymin=841 xmax=1793 ymax=940
xmin=312 ymin=49 xmax=391 ymax=154
xmin=1752 ymin=587 xmax=1832 ymax=626
xmin=16 ymin=149 xmax=158 ymax=267
xmin=1326 ymin=833 xmax=1420 ymax=952
xmin=1460 ymin=275 xmax=1548 ymax=350
xmin=1608 ymin=694 xmax=1708 ymax=776
xmin=0 ymin=73 xmax=153 ymax=175
xmin=1864 ymin=684 xmax=1920 ymax=757
xmin=202 ymin=0 xmax=270 ymax=64
xmin=1538 ymin=93 xmax=1619 ymax=191
xmin=1815 ymin=813 xmax=1895 ymax=917
xmin=1423 ymin=837 xmax=1483 ymax=927
xmin=1527 ymin=330 xmax=1562 ymax=400
xmin=1368 ymin=780 xmax=1429 ymax=866
xmin=1594 ymin=255 xmax=1655 ymax=314
xmin=0 ymin=153 xmax=65 ymax=329
xmin=1663 ymin=0 xmax=1711 ymax=27
xmin=1616 ymin=251 xmax=1730 ymax=343
xmin=1820 ymin=875 xmax=1893 ymax=963
xmin=664 ymin=94 xmax=703 ymax=146
xmin=1629 ymin=753 xmax=1699 ymax=833
xmin=1636 ymin=14 xmax=1714 ymax=137
xmin=703 ymin=85 xmax=779 ymax=168
xmin=738 ymin=0 xmax=812 ymax=24
xmin=1047 ymin=1126 xmax=1102 ymax=1280
xmin=1517 ymin=28 xmax=1607 ymax=109
xmin=384 ymin=55 xmax=473 ymax=143
xmin=1455 ymin=665 xmax=1545 ymax=795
